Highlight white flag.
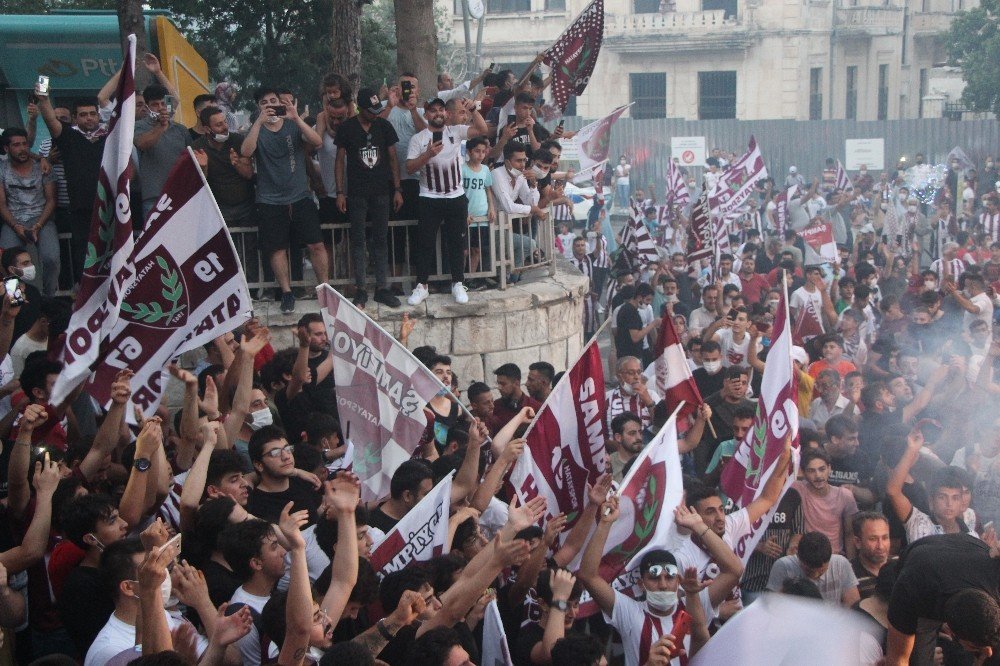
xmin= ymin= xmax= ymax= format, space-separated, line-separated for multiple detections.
xmin=369 ymin=473 xmax=452 ymax=578
xmin=481 ymin=599 xmax=514 ymax=666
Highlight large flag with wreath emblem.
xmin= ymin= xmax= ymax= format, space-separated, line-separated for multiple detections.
xmin=541 ymin=0 xmax=605 ymax=113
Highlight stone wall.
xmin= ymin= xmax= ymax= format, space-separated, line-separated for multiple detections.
xmin=252 ymin=263 xmax=589 ymax=382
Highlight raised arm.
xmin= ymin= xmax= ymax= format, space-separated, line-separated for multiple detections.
xmin=745 ymin=439 xmax=792 ymax=525
xmin=680 ymin=403 xmax=712 ymax=455
xmin=225 ymin=327 xmax=271 ymax=447
xmin=7 ymin=404 xmax=46 ymax=521
xmin=276 ymin=502 xmax=312 ymax=665
xmin=553 ymin=473 xmax=612 ymax=567
xmin=450 ymin=418 xmax=488 ymax=504
xmin=533 ymin=569 xmax=577 ymax=665
xmin=471 ymin=438 xmax=524 ymax=513
xmin=577 ymin=495 xmax=620 ymax=617
xmin=886 ymin=429 xmax=922 ymax=523
xmin=137 ymin=537 xmax=180 ymax=657
xmin=490 ymin=405 xmax=534 ymax=458
xmin=319 ymin=473 xmax=361 ymax=627
xmin=119 ymin=418 xmax=164 ymax=528
xmin=900 ymin=362 xmax=949 ymax=423
xmin=178 ymin=422 xmax=220 ymax=532
xmin=1 ymin=451 xmax=59 ymax=574
xmin=35 ymin=89 xmax=63 ymax=138
xmin=675 ymin=503 xmax=744 ymax=608
xmin=79 ymin=369 xmax=132 ymax=481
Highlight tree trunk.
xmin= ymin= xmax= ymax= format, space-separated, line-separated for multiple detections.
xmin=393 ymin=0 xmax=437 ymax=100
xmin=331 ymin=0 xmax=364 ymax=93
xmin=117 ymin=0 xmax=150 ymax=88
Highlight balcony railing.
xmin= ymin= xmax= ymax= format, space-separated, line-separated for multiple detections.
xmin=909 ymin=12 xmax=955 ymax=34
xmin=54 ymin=211 xmax=555 ymax=298
xmin=834 ymin=6 xmax=905 ymax=32
xmin=605 ymin=9 xmax=734 ymax=34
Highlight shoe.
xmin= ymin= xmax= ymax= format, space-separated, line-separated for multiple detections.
xmin=352 ymin=288 xmax=368 ymax=308
xmin=452 ymin=282 xmax=469 ymax=304
xmin=407 ymin=283 xmax=429 ymax=306
xmin=280 ymin=291 xmax=295 ymax=314
xmin=467 ymin=279 xmax=488 ymax=292
xmin=374 ymin=288 xmax=401 ymax=308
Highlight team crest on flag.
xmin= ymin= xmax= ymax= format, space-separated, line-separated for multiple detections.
xmin=119 ymin=254 xmax=188 ymax=329
xmin=541 ymin=0 xmax=605 ymax=112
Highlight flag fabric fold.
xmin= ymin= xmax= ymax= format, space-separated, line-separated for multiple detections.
xmin=719 ymin=286 xmax=801 ymax=564
xmin=317 ymin=284 xmax=448 ymax=502
xmin=481 ymin=600 xmax=514 ymax=666
xmin=369 ymin=473 xmax=453 ymax=577
xmin=686 ymin=189 xmax=714 ymax=266
xmin=510 ymin=342 xmax=609 ymax=531
xmin=87 ymin=149 xmax=252 ymax=414
xmin=574 ymin=104 xmax=630 ymax=174
xmin=51 ymin=34 xmax=137 ymax=407
xmin=665 ymin=160 xmax=691 ymax=210
xmin=619 ymin=207 xmax=659 ymax=270
xmin=541 ymin=0 xmax=605 ymax=113
xmin=834 ymin=160 xmax=853 ymax=191
xmin=708 ymin=136 xmax=768 ymax=219
xmin=773 ymin=184 xmax=797 ymax=237
xmin=653 ymin=315 xmax=703 ymax=422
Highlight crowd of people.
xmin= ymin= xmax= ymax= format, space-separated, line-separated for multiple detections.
xmin=0 ymin=49 xmax=997 ymax=666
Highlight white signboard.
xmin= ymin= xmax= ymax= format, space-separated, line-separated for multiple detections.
xmin=845 ymin=139 xmax=885 ymax=171
xmin=559 ymin=138 xmax=579 ymax=163
xmin=671 ymin=136 xmax=706 ymax=167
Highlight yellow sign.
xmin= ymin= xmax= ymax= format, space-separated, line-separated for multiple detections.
xmin=153 ymin=16 xmax=210 ymax=128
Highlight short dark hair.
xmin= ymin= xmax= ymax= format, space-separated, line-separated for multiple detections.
xmin=611 ymin=411 xmax=642 ymax=436
xmin=723 ymin=365 xmax=750 ymax=380
xmin=100 ymin=538 xmax=144 ymax=599
xmin=494 ymin=363 xmax=521 ymax=381
xmin=20 ymin=358 xmax=63 ymax=401
xmin=851 ymin=511 xmax=889 ymax=538
xmin=72 ymin=97 xmax=99 ymax=114
xmin=732 ymin=405 xmax=756 ymax=422
xmin=254 ymin=86 xmax=279 ymax=103
xmin=247 ymin=425 xmax=288 ymax=463
xmin=467 ymin=381 xmax=491 ymax=402
xmin=60 ymin=494 xmax=117 ymax=549
xmin=1 ymin=245 xmax=29 ymax=273
xmin=193 ymin=93 xmax=216 ymax=111
xmin=929 ymin=466 xmax=969 ymax=495
xmin=3 ymin=127 xmax=27 ymax=142
xmin=218 ymin=519 xmax=274 ymax=581
xmin=528 ymin=362 xmax=555 ymax=384
xmin=944 ymin=589 xmax=1000 ymax=649
xmin=825 ymin=414 xmax=858 ymax=440
xmin=198 ymin=105 xmax=224 ymax=128
xmin=515 ymin=92 xmax=535 ymax=106
xmin=686 ymin=483 xmax=720 ymax=509
xmin=551 ymin=635 xmax=605 ymax=666
xmin=206 ymin=449 xmax=249 ymax=488
xmin=407 ymin=626 xmax=464 ymax=666
xmin=305 ymin=412 xmax=341 ymax=445
xmin=143 ymin=84 xmax=169 ymax=102
xmin=797 ymin=531 xmax=833 ymax=568
xmin=503 ymin=141 xmax=527 ymax=161
xmin=319 ymin=641 xmax=374 ymax=666
xmin=801 ymin=447 xmax=831 ymax=468
xmin=466 ymin=136 xmax=489 ymax=152
xmin=781 ymin=577 xmax=823 ymax=599
xmin=700 ymin=340 xmax=720 ymax=354
xmin=297 ymin=312 xmax=323 ymax=328
xmin=389 ymin=459 xmax=433 ymax=500
xmin=427 ymin=354 xmax=451 ymax=370
xmin=379 ymin=566 xmax=430 ymax=613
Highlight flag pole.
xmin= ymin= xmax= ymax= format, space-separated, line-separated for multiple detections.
xmin=522 ymin=314 xmax=613 ymax=441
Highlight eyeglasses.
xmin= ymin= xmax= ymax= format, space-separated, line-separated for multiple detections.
xmin=643 ymin=564 xmax=678 ymax=579
xmin=263 ymin=444 xmax=295 ymax=458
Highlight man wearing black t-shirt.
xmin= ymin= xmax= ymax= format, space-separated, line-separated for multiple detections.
xmin=335 ymin=87 xmax=403 ymax=309
xmin=825 ymin=414 xmax=876 ymax=508
xmin=37 ymin=93 xmax=107 ymax=283
xmin=368 ymin=460 xmax=433 ymax=537
xmin=614 ymin=285 xmax=660 ymax=363
xmin=886 ymin=534 xmax=1000 ymax=665
xmin=246 ymin=425 xmax=321 ymax=525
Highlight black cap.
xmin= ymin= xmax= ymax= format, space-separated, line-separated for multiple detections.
xmin=424 ymin=96 xmax=446 ymax=109
xmin=358 ymin=88 xmax=384 ymax=115
xmin=638 ymin=549 xmax=677 ymax=573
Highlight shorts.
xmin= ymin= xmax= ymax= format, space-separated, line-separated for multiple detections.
xmin=257 ymin=198 xmax=323 ymax=257
xmin=469 ymin=224 xmax=490 ymax=249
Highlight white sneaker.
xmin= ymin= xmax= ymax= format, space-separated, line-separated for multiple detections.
xmin=452 ymin=282 xmax=469 ymax=304
xmin=407 ymin=283 xmax=429 ymax=306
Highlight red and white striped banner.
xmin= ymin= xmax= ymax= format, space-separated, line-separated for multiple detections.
xmin=835 ymin=159 xmax=854 ymax=191
xmin=708 ymin=135 xmax=768 ymax=218
xmin=653 ymin=314 xmax=703 ymax=422
xmin=369 ymin=473 xmax=452 ymax=577
xmin=773 ymin=184 xmax=798 ymax=237
xmin=665 ymin=160 xmax=691 ymax=210
xmin=510 ymin=342 xmax=609 ymax=530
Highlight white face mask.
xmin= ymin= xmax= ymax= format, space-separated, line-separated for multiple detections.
xmin=645 ymin=589 xmax=678 ymax=613
xmin=248 ymin=408 xmax=273 ymax=431
xmin=924 ymin=280 xmax=937 ymax=290
xmin=162 ymin=575 xmax=178 ymax=608
xmin=703 ymin=360 xmax=722 ymax=375
xmin=213 ymin=132 xmax=230 ymax=142
xmin=20 ymin=265 xmax=36 ymax=282
xmin=768 ymin=299 xmax=779 ymax=309
xmin=508 ymin=167 xmax=522 ymax=178
xmin=531 ymin=165 xmax=548 ymax=179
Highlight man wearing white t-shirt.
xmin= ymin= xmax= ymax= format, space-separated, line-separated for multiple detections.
xmin=946 ymin=272 xmax=993 ymax=335
xmin=703 ymin=306 xmax=762 ymax=368
xmin=790 ymin=266 xmax=832 ymax=341
xmin=579 ymin=498 xmax=743 ymax=666
xmin=405 ymin=97 xmax=487 ymax=306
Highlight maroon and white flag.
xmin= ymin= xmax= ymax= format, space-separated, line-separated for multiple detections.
xmin=317 ymin=284 xmax=447 ymax=502
xmin=88 ymin=149 xmax=252 ymax=414
xmin=510 ymin=342 xmax=608 ymax=530
xmin=578 ymin=409 xmax=684 ymax=617
xmin=835 ymin=160 xmax=854 ymax=191
xmin=369 ymin=473 xmax=452 ymax=578
xmin=50 ymin=34 xmax=137 ymax=407
xmin=801 ymin=220 xmax=838 ymax=264
xmin=481 ymin=600 xmax=514 ymax=666
xmin=541 ymin=0 xmax=605 ymax=113
xmin=686 ymin=189 xmax=714 ymax=266
xmin=653 ymin=314 xmax=702 ymax=423
xmin=708 ymin=136 xmax=768 ymax=218
xmin=665 ymin=160 xmax=690 ymax=210
xmin=773 ymin=184 xmax=798 ymax=237
xmin=622 ymin=207 xmax=659 ymax=266
xmin=720 ymin=285 xmax=800 ymax=564
xmin=574 ymin=104 xmax=630 ymax=173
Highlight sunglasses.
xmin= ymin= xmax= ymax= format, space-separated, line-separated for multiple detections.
xmin=263 ymin=444 xmax=295 ymax=458
xmin=643 ymin=563 xmax=678 ymax=579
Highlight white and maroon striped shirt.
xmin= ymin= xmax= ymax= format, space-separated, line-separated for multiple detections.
xmin=930 ymin=258 xmax=966 ymax=282
xmin=570 ymin=254 xmax=599 ymax=334
xmin=605 ymin=386 xmax=661 ymax=431
xmin=407 ymin=124 xmax=470 ymax=199
xmin=980 ymin=211 xmax=1000 ymax=240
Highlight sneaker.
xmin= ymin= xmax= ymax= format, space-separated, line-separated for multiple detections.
xmin=452 ymin=282 xmax=469 ymax=304
xmin=280 ymin=291 xmax=295 ymax=314
xmin=374 ymin=288 xmax=401 ymax=308
xmin=407 ymin=283 xmax=429 ymax=306
xmin=352 ymin=288 xmax=368 ymax=308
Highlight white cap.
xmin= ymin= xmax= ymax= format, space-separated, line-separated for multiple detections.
xmin=790 ymin=346 xmax=809 ymax=367
xmin=789 ymin=166 xmax=798 ymax=173
xmin=860 ymin=223 xmax=875 ymax=233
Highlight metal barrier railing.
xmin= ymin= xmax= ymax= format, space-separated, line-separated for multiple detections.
xmin=55 ymin=209 xmax=555 ymax=297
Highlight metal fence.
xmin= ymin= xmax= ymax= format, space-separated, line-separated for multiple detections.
xmin=54 ymin=210 xmax=555 ymax=297
xmin=562 ymin=116 xmax=1000 ymax=192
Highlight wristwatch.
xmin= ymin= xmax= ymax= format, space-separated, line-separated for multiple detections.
xmin=133 ymin=457 xmax=151 ymax=472
xmin=551 ymin=600 xmax=569 ymax=612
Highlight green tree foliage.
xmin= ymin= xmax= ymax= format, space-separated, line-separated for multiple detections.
xmin=947 ymin=0 xmax=1000 ymax=116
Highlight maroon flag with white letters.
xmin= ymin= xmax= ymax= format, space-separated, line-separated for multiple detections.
xmin=686 ymin=189 xmax=714 ymax=266
xmin=708 ymin=135 xmax=768 ymax=218
xmin=541 ymin=0 xmax=605 ymax=112
xmin=509 ymin=342 xmax=608 ymax=530
xmin=87 ymin=148 xmax=252 ymax=414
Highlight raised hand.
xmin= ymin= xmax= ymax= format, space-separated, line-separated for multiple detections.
xmin=680 ymin=565 xmax=709 ymax=594
xmin=388 ymin=589 xmax=426 ymax=625
xmin=588 ymin=472 xmax=613 ymax=506
xmin=142 ymin=52 xmax=162 ymax=74
xmin=500 ymin=438 xmax=526 ymax=464
xmin=135 ymin=416 xmax=164 ymax=458
xmin=493 ymin=535 xmax=531 ymax=568
xmin=172 ymin=560 xmax=210 ymax=608
xmin=277 ymin=501 xmax=308 ymax=550
xmin=193 ymin=148 xmax=208 ymax=169
xmin=599 ymin=495 xmax=620 ymax=523
xmin=506 ymin=495 xmax=546 ymax=533
xmin=167 ymin=363 xmax=196 ymax=388
xmin=674 ymin=503 xmax=707 ymax=534
xmin=549 ymin=568 xmax=576 ymax=601
xmin=139 ymin=517 xmax=170 ymax=552
xmin=328 ymin=471 xmax=361 ymax=514
xmin=543 ymin=513 xmax=568 ymax=546
xmin=19 ymin=403 xmax=48 ymax=433
xmin=32 ymin=452 xmax=60 ymax=497
xmin=241 ymin=326 xmax=271 ymax=355
xmin=214 ymin=603 xmax=253 ymax=646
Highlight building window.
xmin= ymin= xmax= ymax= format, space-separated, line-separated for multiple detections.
xmin=630 ymin=73 xmax=667 ymax=119
xmin=918 ymin=68 xmax=928 ymax=118
xmin=809 ymin=67 xmax=823 ymax=120
xmin=634 ymin=0 xmax=661 ymax=12
xmin=845 ymin=66 xmax=858 ymax=120
xmin=877 ymin=64 xmax=889 ymax=120
xmin=545 ymin=0 xmax=566 ymax=8
xmin=703 ymin=0 xmax=738 ymax=20
xmin=698 ymin=71 xmax=737 ymax=119
xmin=487 ymin=0 xmax=530 ymax=13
